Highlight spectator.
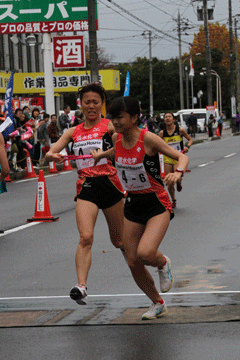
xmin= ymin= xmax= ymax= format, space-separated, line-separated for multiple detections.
xmin=0 ymin=132 xmax=10 ymax=189
xmin=48 ymin=114 xmax=60 ymax=145
xmin=187 ymin=112 xmax=197 ymax=138
xmin=37 ymin=114 xmax=50 ymax=161
xmin=73 ymin=110 xmax=84 ymax=127
xmin=13 ymin=108 xmax=23 ymax=130
xmin=217 ymin=112 xmax=224 ymax=136
xmin=31 ymin=108 xmax=40 ymax=162
xmin=59 ymin=105 xmax=71 ymax=134
xmin=22 ymin=106 xmax=31 ymax=121
xmin=207 ymin=114 xmax=217 ymax=138
xmin=236 ymin=112 xmax=240 ymax=132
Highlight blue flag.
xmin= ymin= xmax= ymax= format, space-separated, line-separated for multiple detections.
xmin=1 ymin=70 xmax=15 ymax=138
xmin=123 ymin=71 xmax=130 ymax=97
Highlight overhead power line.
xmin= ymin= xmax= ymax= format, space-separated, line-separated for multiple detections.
xmin=105 ymin=0 xmax=192 ymax=46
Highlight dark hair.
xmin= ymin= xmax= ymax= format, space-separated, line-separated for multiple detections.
xmin=22 ymin=105 xmax=29 ymax=111
xmin=78 ymin=82 xmax=107 ymax=103
xmin=43 ymin=113 xmax=50 ymax=119
xmin=51 ymin=114 xmax=57 ymax=119
xmin=32 ymin=107 xmax=40 ymax=117
xmin=164 ymin=112 xmax=175 ymax=119
xmin=15 ymin=108 xmax=22 ymax=115
xmin=107 ymin=97 xmax=140 ymax=120
xmin=64 ymin=105 xmax=70 ymax=110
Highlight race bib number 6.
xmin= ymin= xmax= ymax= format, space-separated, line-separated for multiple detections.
xmin=116 ymin=162 xmax=151 ymax=191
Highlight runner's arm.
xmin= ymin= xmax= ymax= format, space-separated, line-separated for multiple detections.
xmin=180 ymin=127 xmax=193 ymax=153
xmin=45 ymin=127 xmax=75 ymax=163
xmin=91 ymin=133 xmax=117 ymax=164
xmin=144 ymin=131 xmax=189 ymax=171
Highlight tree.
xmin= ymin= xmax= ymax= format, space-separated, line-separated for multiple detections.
xmin=187 ymin=22 xmax=240 ymax=68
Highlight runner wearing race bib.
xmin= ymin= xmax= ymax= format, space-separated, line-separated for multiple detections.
xmin=159 ymin=113 xmax=192 ymax=208
xmin=46 ymin=83 xmax=125 ymax=307
xmin=91 ymin=97 xmax=189 ymax=320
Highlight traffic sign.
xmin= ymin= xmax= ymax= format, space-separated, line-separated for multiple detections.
xmin=0 ymin=0 xmax=98 ymax=34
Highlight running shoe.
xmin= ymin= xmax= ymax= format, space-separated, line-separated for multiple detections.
xmin=158 ymin=256 xmax=173 ymax=293
xmin=142 ymin=301 xmax=167 ymax=320
xmin=172 ymin=199 xmax=177 ymax=208
xmin=70 ymin=285 xmax=87 ymax=305
xmin=176 ymin=182 xmax=182 ymax=192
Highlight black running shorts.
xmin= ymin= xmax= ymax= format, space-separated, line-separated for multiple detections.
xmin=124 ymin=192 xmax=174 ymax=225
xmin=76 ymin=175 xmax=124 ymax=209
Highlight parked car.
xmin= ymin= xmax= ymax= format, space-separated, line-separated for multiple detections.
xmin=174 ymin=108 xmax=220 ymax=133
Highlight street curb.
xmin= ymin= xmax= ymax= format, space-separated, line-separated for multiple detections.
xmin=232 ymin=132 xmax=240 ymax=136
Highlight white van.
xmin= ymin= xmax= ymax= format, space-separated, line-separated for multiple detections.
xmin=174 ymin=108 xmax=219 ymax=133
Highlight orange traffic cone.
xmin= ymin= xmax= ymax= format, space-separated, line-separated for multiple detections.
xmin=62 ymin=148 xmax=73 ymax=171
xmin=215 ymin=127 xmax=221 ymax=137
xmin=159 ymin=153 xmax=166 ymax=179
xmin=24 ymin=150 xmax=37 ymax=179
xmin=48 ymin=161 xmax=58 ymax=174
xmin=27 ymin=170 xmax=59 ymax=222
xmin=5 ymin=174 xmax=12 ymax=182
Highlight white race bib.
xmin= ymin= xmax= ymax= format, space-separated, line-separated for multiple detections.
xmin=167 ymin=141 xmax=181 ymax=152
xmin=73 ymin=139 xmax=107 ymax=170
xmin=116 ymin=162 xmax=151 ymax=191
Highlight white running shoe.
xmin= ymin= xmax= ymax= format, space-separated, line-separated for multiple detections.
xmin=70 ymin=285 xmax=88 ymax=305
xmin=142 ymin=301 xmax=167 ymax=320
xmin=158 ymin=256 xmax=173 ymax=293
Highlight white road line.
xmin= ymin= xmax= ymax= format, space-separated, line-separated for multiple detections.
xmin=224 ymin=153 xmax=236 ymax=158
xmin=0 ymin=290 xmax=240 ymax=301
xmin=198 ymin=161 xmax=214 ymax=167
xmin=0 ymin=222 xmax=41 ymax=237
xmin=16 ymin=171 xmax=73 ymax=183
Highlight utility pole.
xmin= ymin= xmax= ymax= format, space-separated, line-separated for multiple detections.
xmin=234 ymin=18 xmax=240 ymax=114
xmin=148 ymin=31 xmax=154 ymax=118
xmin=178 ymin=11 xmax=184 ymax=109
xmin=229 ymin=0 xmax=236 ymax=132
xmin=203 ymin=0 xmax=212 ymax=105
xmin=87 ymin=0 xmax=99 ymax=83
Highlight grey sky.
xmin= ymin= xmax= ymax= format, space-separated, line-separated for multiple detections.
xmin=93 ymin=0 xmax=240 ymax=63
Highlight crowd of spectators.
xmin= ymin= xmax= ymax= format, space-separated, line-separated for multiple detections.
xmin=0 ymin=105 xmax=84 ymax=173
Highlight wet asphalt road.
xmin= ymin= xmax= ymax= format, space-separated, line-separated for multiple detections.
xmin=0 ymin=130 xmax=240 ymax=359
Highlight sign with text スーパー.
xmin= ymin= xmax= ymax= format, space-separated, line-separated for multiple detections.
xmin=53 ymin=36 xmax=86 ymax=69
xmin=0 ymin=0 xmax=98 ymax=35
xmin=0 ymin=70 xmax=120 ymax=94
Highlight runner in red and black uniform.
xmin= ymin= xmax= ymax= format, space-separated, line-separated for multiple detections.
xmin=91 ymin=97 xmax=189 ymax=320
xmin=46 ymin=83 xmax=125 ymax=306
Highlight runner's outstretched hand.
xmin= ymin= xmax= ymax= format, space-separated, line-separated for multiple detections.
xmin=163 ymin=172 xmax=182 ymax=187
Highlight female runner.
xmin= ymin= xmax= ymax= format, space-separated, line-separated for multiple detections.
xmin=45 ymin=83 xmax=125 ymax=305
xmin=159 ymin=112 xmax=192 ymax=208
xmin=91 ymin=97 xmax=189 ymax=320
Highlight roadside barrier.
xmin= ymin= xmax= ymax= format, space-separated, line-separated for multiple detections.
xmin=24 ymin=150 xmax=37 ymax=179
xmin=27 ymin=170 xmax=59 ymax=223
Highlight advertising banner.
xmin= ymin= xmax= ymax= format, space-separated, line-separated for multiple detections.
xmin=0 ymin=0 xmax=98 ymax=34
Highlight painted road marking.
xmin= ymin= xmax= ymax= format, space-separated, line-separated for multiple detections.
xmin=1 ymin=290 xmax=240 ymax=301
xmin=198 ymin=161 xmax=214 ymax=167
xmin=224 ymin=153 xmax=236 ymax=158
xmin=16 ymin=171 xmax=73 ymax=183
xmin=0 ymin=222 xmax=41 ymax=237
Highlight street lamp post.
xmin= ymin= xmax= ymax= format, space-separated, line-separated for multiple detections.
xmin=200 ymin=69 xmax=222 ymax=113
